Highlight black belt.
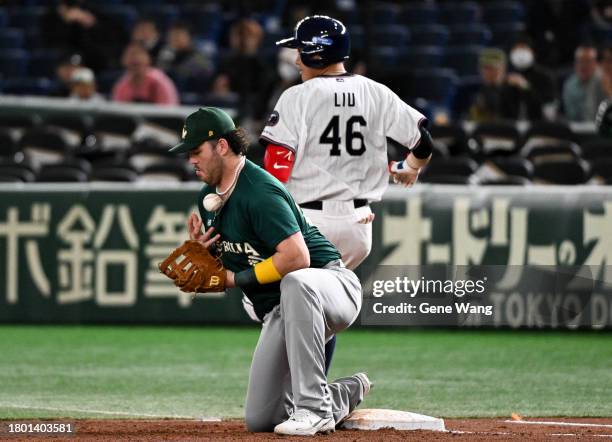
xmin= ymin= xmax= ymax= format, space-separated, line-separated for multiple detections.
xmin=300 ymin=199 xmax=368 ymax=210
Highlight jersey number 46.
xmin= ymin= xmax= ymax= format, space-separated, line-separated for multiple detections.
xmin=320 ymin=115 xmax=367 ymax=156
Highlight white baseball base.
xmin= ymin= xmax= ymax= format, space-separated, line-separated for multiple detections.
xmin=340 ymin=409 xmax=446 ymax=431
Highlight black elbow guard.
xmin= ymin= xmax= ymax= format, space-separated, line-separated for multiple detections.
xmin=411 ymin=125 xmax=434 ymax=159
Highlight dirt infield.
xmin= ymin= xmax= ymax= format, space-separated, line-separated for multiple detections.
xmin=5 ymin=418 xmax=612 ymax=441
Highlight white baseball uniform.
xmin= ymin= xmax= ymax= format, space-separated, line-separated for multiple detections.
xmin=261 ymin=73 xmax=426 ymax=269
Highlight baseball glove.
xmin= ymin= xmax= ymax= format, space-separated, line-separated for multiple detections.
xmin=158 ymin=240 xmax=226 ymax=293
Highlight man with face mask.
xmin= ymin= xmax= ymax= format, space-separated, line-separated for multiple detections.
xmin=508 ymin=37 xmax=558 ymax=119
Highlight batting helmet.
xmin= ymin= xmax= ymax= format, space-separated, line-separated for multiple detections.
xmin=276 ymin=15 xmax=350 ymax=68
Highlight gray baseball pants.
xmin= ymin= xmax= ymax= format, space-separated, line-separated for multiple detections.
xmin=244 ymin=260 xmax=363 ymax=432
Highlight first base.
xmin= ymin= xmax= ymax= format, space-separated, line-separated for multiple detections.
xmin=340 ymin=409 xmax=446 ymax=431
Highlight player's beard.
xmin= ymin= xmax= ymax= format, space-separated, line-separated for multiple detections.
xmin=200 ymin=151 xmax=223 ymax=186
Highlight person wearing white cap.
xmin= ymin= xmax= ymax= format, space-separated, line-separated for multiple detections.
xmin=69 ymin=67 xmax=105 ymax=102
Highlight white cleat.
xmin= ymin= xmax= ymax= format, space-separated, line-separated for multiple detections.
xmin=274 ymin=409 xmax=335 ymax=436
xmin=354 ymin=372 xmax=373 ymax=396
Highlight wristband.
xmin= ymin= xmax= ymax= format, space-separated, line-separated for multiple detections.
xmin=234 ymin=257 xmax=282 ymax=289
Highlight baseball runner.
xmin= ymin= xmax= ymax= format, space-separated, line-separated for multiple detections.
xmin=258 ymin=15 xmax=434 ymax=370
xmin=167 ymin=107 xmax=371 ymax=436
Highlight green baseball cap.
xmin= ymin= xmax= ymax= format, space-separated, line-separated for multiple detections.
xmin=169 ymin=107 xmax=236 ymax=153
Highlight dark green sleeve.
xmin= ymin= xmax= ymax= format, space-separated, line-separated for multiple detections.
xmin=248 ymin=182 xmax=301 ymax=249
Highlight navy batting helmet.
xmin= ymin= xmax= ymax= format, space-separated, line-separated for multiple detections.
xmin=276 ymin=15 xmax=350 ymax=68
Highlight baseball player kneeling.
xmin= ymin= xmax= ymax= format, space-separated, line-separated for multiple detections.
xmin=161 ymin=107 xmax=371 ymax=436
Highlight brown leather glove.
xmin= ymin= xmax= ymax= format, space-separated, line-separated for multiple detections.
xmin=158 ymin=240 xmax=226 ymax=293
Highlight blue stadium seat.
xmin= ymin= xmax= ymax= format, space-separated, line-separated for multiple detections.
xmin=490 ymin=23 xmax=526 ymax=49
xmin=99 ymin=5 xmax=138 ymax=31
xmin=138 ymin=5 xmax=180 ymax=31
xmin=369 ymin=46 xmax=399 ymax=66
xmin=0 ymin=50 xmax=30 ymax=77
xmin=0 ymin=28 xmax=24 ymax=49
xmin=410 ymin=68 xmax=458 ymax=105
xmin=398 ymin=4 xmax=439 ymax=26
xmin=28 ymin=49 xmax=63 ymax=78
xmin=449 ymin=24 xmax=492 ymax=46
xmin=9 ymin=7 xmax=45 ymax=28
xmin=398 ymin=46 xmax=445 ymax=69
xmin=368 ymin=3 xmax=400 ymax=25
xmin=181 ymin=4 xmax=223 ymax=41
xmin=0 ymin=8 xmax=7 ymax=27
xmin=371 ymin=26 xmax=410 ymax=47
xmin=439 ymin=2 xmax=481 ymax=25
xmin=451 ymin=75 xmax=482 ymax=120
xmin=409 ymin=25 xmax=449 ymax=46
xmin=2 ymin=77 xmax=55 ymax=96
xmin=444 ymin=45 xmax=483 ymax=78
xmin=482 ymin=1 xmax=525 ymax=25
xmin=349 ymin=25 xmax=365 ymax=50
xmin=97 ymin=70 xmax=124 ymax=95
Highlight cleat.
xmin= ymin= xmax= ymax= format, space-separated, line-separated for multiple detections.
xmin=274 ymin=409 xmax=335 ymax=436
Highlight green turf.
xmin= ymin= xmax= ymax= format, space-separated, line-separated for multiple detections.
xmin=0 ymin=326 xmax=610 ymax=419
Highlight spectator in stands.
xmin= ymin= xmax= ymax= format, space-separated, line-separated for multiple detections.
xmin=112 ymin=42 xmax=179 ymax=106
xmin=50 ymin=53 xmax=83 ymax=97
xmin=203 ymin=73 xmax=240 ymax=108
xmin=470 ymin=48 xmax=543 ymax=122
xmin=157 ymin=22 xmax=213 ymax=92
xmin=267 ymin=47 xmax=301 ymax=111
xmin=218 ymin=18 xmax=275 ymax=120
xmin=562 ymin=45 xmax=606 ymax=122
xmin=41 ymin=0 xmax=126 ymax=72
xmin=132 ymin=18 xmax=164 ymax=61
xmin=69 ymin=67 xmax=105 ymax=102
xmin=508 ymin=36 xmax=558 ymax=120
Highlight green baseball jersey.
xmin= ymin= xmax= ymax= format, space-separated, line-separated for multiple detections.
xmin=198 ymin=159 xmax=341 ymax=320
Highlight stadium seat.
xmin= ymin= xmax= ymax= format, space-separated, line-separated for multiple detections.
xmin=2 ymin=78 xmax=55 ymax=96
xmin=368 ymin=46 xmax=400 ymax=67
xmin=523 ymin=143 xmax=582 ymax=162
xmin=409 ymin=25 xmax=449 ymax=46
xmin=94 ymin=114 xmax=139 ymax=137
xmin=449 ymin=24 xmax=492 ymax=46
xmin=371 ymin=26 xmax=410 ymax=47
xmin=0 ymin=114 xmax=39 ymax=130
xmin=0 ymin=161 xmax=36 ymax=182
xmin=472 ymin=121 xmax=520 ymax=155
xmin=129 ymin=139 xmax=175 ymax=170
xmin=419 ymin=174 xmax=473 ymax=184
xmin=581 ymin=138 xmax=612 ymax=161
xmin=91 ymin=167 xmax=139 ymax=182
xmin=98 ymin=5 xmax=138 ymax=31
xmin=368 ymin=3 xmax=400 ymax=25
xmin=488 ymin=157 xmax=534 ymax=179
xmin=478 ymin=175 xmax=531 ymax=185
xmin=0 ymin=28 xmax=24 ymax=49
xmin=419 ymin=156 xmax=479 ymax=181
xmin=439 ymin=2 xmax=481 ymax=25
xmin=520 ymin=121 xmax=576 ymax=149
xmin=409 ymin=68 xmax=458 ymax=105
xmin=398 ymin=4 xmax=439 ymax=26
xmin=444 ymin=45 xmax=482 ymax=78
xmin=144 ymin=116 xmax=184 ymax=135
xmin=28 ymin=49 xmax=63 ymax=78
xmin=0 ymin=9 xmax=7 ymax=28
xmin=490 ymin=23 xmax=526 ymax=50
xmin=482 ymin=1 xmax=525 ymax=25
xmin=0 ymin=49 xmax=30 ymax=77
xmin=139 ymin=160 xmax=189 ymax=182
xmin=398 ymin=46 xmax=445 ymax=69
xmin=8 ymin=6 xmax=45 ymax=28
xmin=181 ymin=4 xmax=223 ymax=41
xmin=451 ymin=75 xmax=482 ymax=119
xmin=97 ymin=69 xmax=124 ymax=95
xmin=589 ymin=158 xmax=612 ymax=182
xmin=0 ymin=129 xmax=18 ymax=157
xmin=20 ymin=127 xmax=70 ymax=168
xmin=36 ymin=164 xmax=88 ymax=182
xmin=138 ymin=5 xmax=180 ymax=31
xmin=429 ymin=123 xmax=470 ymax=156
xmin=532 ymin=160 xmax=591 ymax=185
